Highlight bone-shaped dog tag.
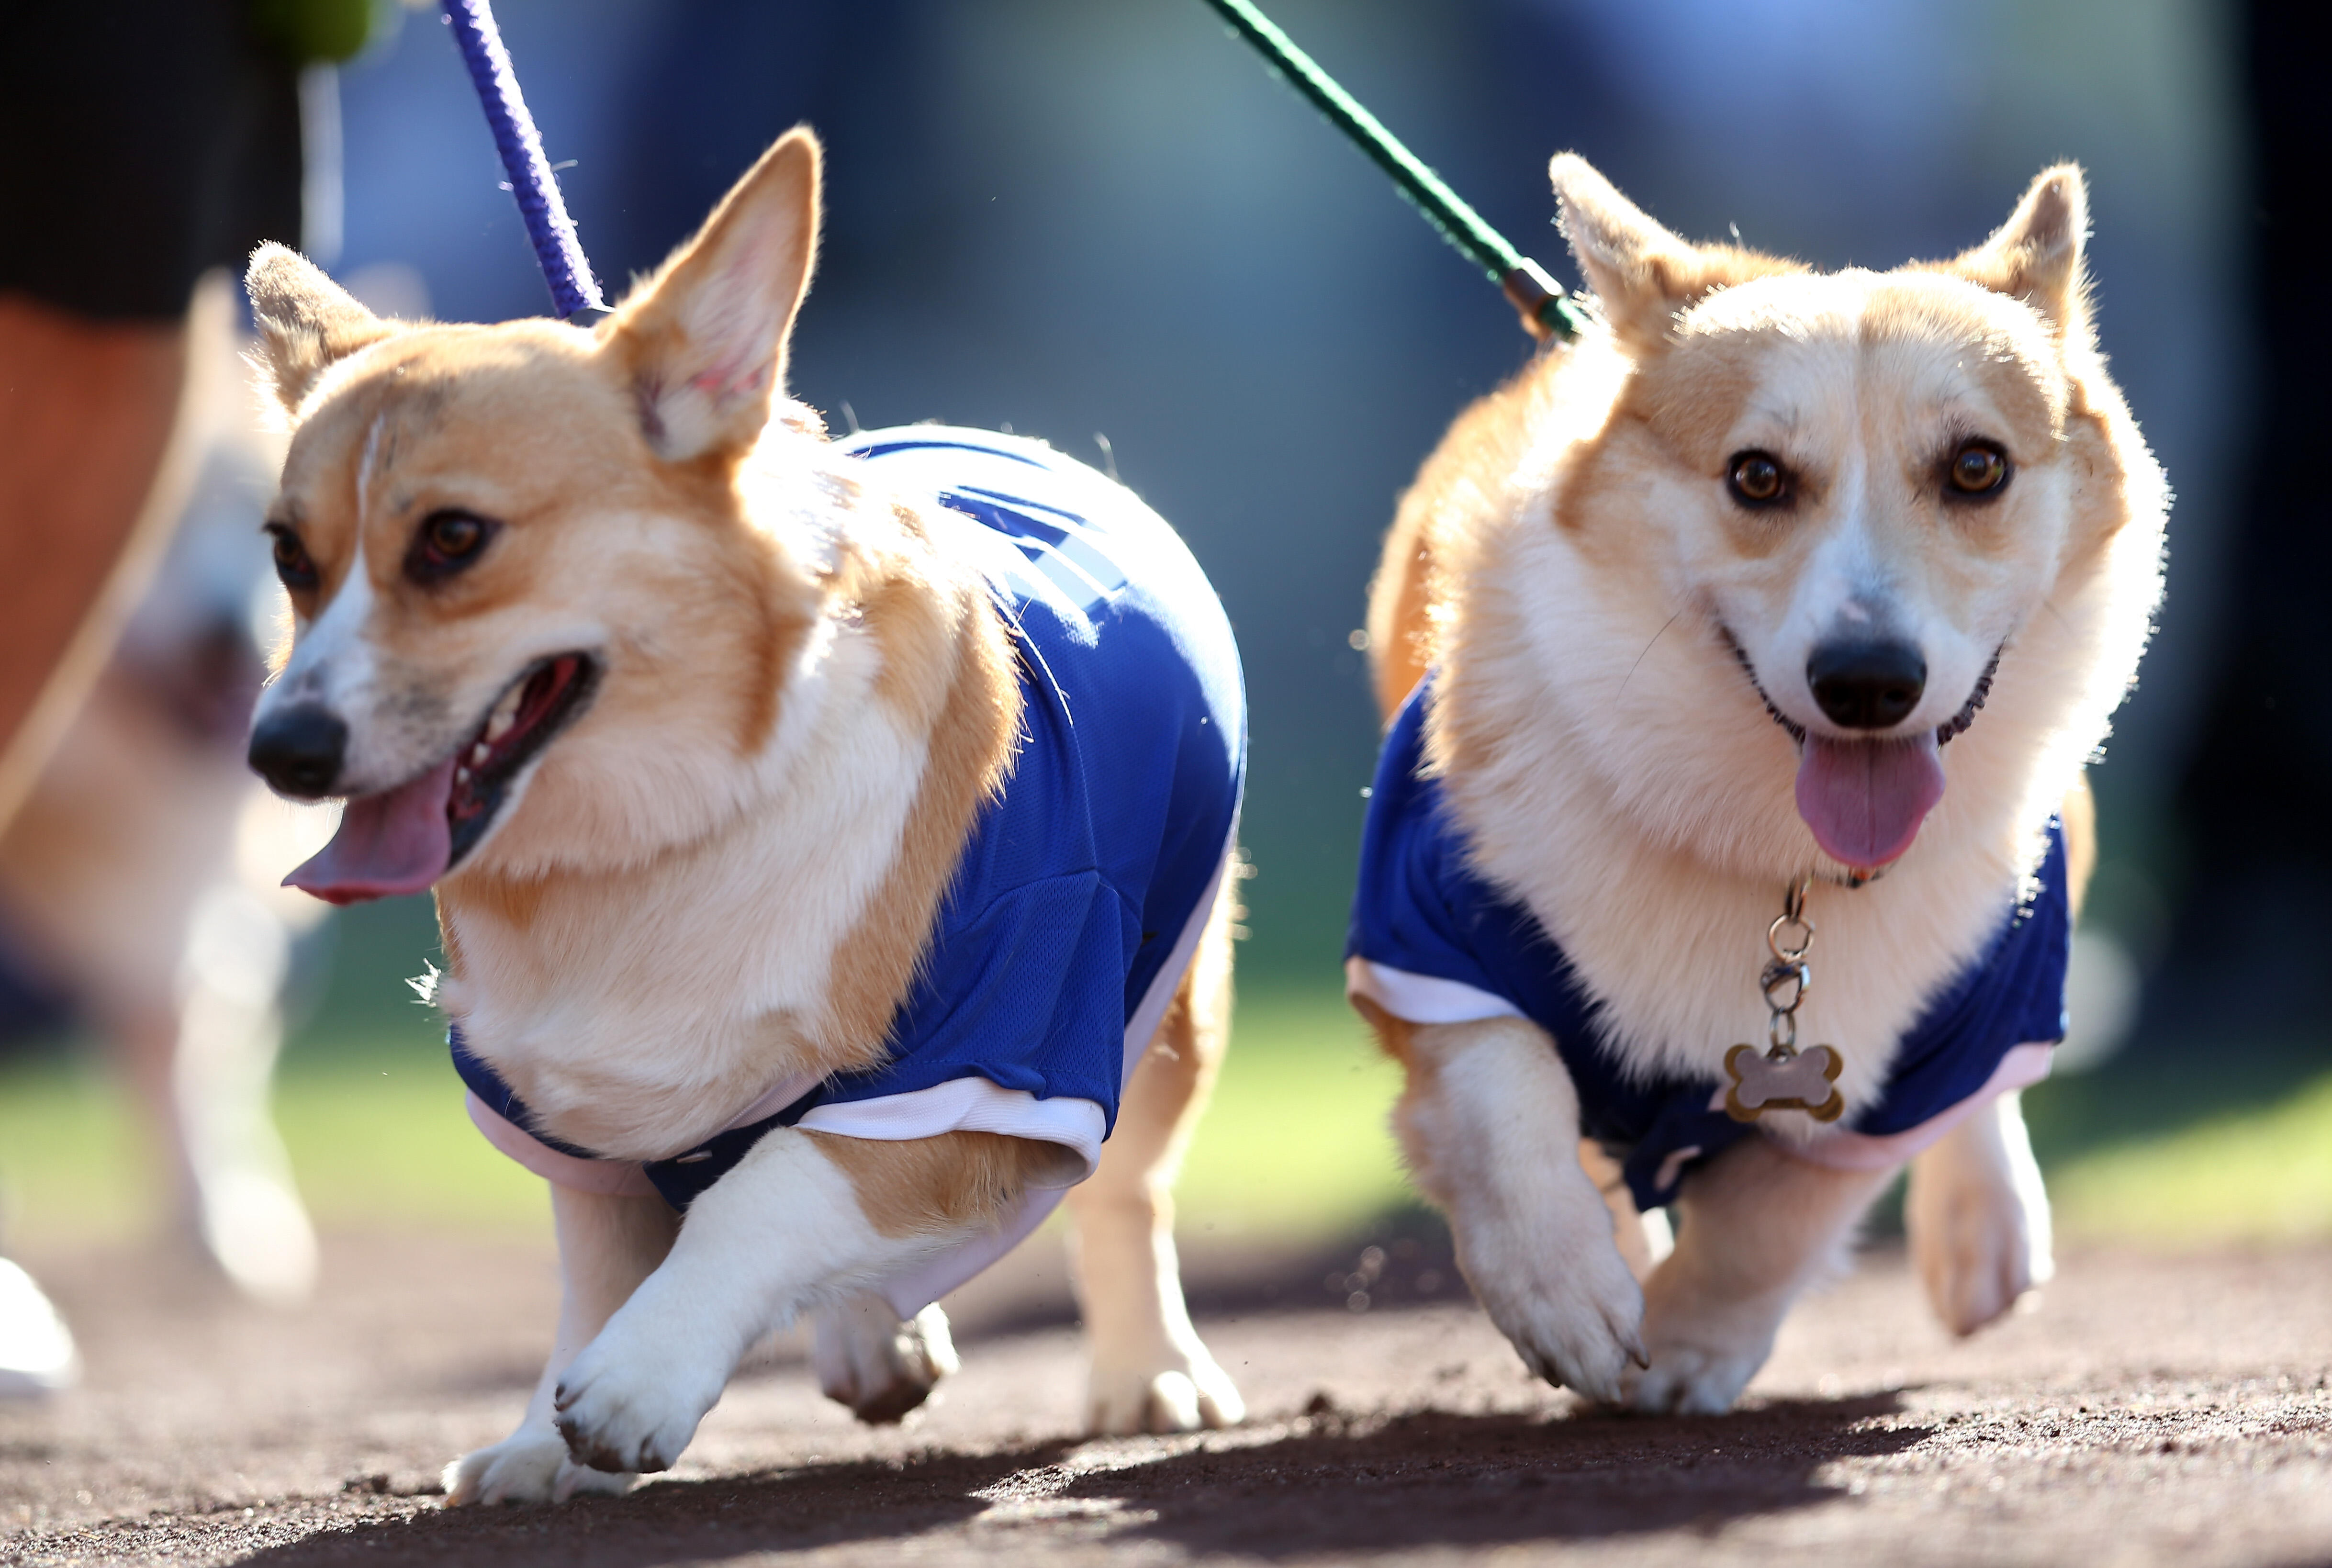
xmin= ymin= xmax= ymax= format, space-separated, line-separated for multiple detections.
xmin=1723 ymin=1043 xmax=1844 ymax=1123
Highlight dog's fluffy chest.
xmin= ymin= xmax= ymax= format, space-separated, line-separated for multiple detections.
xmin=436 ymin=621 xmax=931 ymax=1161
xmin=1504 ymin=822 xmax=2031 ymax=1119
xmin=1415 ymin=686 xmax=2041 ymax=1131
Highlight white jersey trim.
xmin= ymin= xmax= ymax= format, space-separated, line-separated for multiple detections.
xmin=797 ymin=1080 xmax=1102 ymax=1189
xmin=1345 ymin=956 xmax=1525 ymax=1025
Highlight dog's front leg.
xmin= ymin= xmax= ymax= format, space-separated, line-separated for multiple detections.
xmin=1906 ymin=1090 xmax=2053 ymax=1335
xmin=1631 ymin=1135 xmax=1893 ymax=1414
xmin=552 ymin=1128 xmax=1029 ymax=1477
xmin=1380 ymin=1013 xmax=1645 ymax=1401
xmin=444 ymin=1184 xmax=678 ymax=1505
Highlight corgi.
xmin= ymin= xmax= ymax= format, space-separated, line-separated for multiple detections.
xmin=240 ymin=129 xmax=1246 ymax=1503
xmin=1348 ymin=155 xmax=2163 ymax=1414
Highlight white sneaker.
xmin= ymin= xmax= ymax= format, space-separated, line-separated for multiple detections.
xmin=0 ymin=1257 xmax=79 ymax=1398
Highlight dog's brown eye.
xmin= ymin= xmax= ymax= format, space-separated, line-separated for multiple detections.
xmin=267 ymin=525 xmax=318 ymax=591
xmin=1947 ymin=441 xmax=2009 ymax=497
xmin=426 ymin=512 xmax=484 ymax=559
xmin=1727 ymin=451 xmax=1787 ymax=507
xmin=407 ymin=509 xmax=498 ymax=583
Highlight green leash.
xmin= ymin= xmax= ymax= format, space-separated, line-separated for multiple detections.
xmin=1197 ymin=0 xmax=1587 ymax=342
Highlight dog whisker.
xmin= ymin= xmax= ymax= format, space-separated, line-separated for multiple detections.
xmin=1616 ymin=611 xmax=1684 ymax=705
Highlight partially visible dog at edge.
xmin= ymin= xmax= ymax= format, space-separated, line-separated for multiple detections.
xmin=1348 ymin=155 xmax=2163 ymax=1413
xmin=239 ymin=128 xmax=1247 ymax=1503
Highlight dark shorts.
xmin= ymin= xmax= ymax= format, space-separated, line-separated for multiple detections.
xmin=0 ymin=0 xmax=303 ymax=321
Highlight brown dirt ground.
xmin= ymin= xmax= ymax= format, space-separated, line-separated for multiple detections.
xmin=2 ymin=1226 xmax=2329 ymax=1568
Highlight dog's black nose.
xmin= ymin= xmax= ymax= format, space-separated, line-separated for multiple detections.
xmin=248 ymin=704 xmax=348 ymax=797
xmin=1807 ymin=641 xmax=1927 ymax=730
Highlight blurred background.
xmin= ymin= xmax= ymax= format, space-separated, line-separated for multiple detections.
xmin=0 ymin=0 xmax=2323 ymax=1283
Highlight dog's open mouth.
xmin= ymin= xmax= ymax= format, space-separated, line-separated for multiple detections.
xmin=284 ymin=653 xmax=600 ymax=905
xmin=1720 ymin=628 xmax=1999 ymax=875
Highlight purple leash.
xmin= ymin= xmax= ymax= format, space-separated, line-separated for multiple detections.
xmin=438 ymin=0 xmax=609 ymax=324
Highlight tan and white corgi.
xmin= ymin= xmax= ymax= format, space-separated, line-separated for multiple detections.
xmin=241 ymin=129 xmax=1247 ymax=1503
xmin=1349 ymin=156 xmax=2163 ymax=1413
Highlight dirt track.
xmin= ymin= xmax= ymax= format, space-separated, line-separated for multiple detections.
xmin=3 ymin=1228 xmax=2330 ymax=1567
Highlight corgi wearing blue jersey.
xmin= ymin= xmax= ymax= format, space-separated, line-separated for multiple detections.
xmin=1345 ymin=154 xmax=2162 ymax=1416
xmin=242 ymin=132 xmax=1246 ymax=1505
xmin=457 ymin=430 xmax=1244 ymax=1220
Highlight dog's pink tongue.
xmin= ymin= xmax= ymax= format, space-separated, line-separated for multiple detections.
xmin=1794 ymin=732 xmax=1946 ymax=872
xmin=284 ymin=757 xmax=458 ymax=905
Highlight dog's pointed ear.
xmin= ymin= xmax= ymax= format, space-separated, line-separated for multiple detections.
xmin=246 ymin=244 xmax=398 ymax=412
xmin=1950 ymin=165 xmax=2090 ymax=343
xmin=1550 ymin=154 xmax=1788 ymax=352
xmin=610 ymin=128 xmax=821 ymax=463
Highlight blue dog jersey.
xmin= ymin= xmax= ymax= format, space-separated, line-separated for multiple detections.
xmin=1346 ymin=680 xmax=2070 ymax=1212
xmin=454 ymin=428 xmax=1244 ymax=1224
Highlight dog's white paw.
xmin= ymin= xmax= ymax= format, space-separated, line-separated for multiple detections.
xmin=1627 ymin=1340 xmax=1763 ymax=1415
xmin=552 ymin=1328 xmax=726 ymax=1476
xmin=443 ymin=1428 xmax=636 ymax=1506
xmin=549 ymin=1456 xmax=639 ymax=1502
xmin=1086 ymin=1340 xmax=1244 ymax=1435
xmin=811 ymin=1297 xmax=958 ymax=1424
xmin=1464 ymin=1228 xmax=1645 ymax=1404
xmin=1626 ymin=1269 xmax=1783 ymax=1415
xmin=1906 ymin=1096 xmax=2053 ymax=1338
xmin=1909 ymin=1165 xmax=2047 ymax=1337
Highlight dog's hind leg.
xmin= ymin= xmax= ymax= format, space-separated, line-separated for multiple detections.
xmin=1906 ymin=1090 xmax=2052 ymax=1336
xmin=1065 ymin=882 xmax=1244 ymax=1435
xmin=808 ymin=1293 xmax=959 ymax=1423
xmin=444 ymin=1185 xmax=678 ymax=1506
xmin=1631 ymin=1136 xmax=1893 ymax=1414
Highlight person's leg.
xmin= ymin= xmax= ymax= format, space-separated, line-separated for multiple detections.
xmin=0 ymin=0 xmax=308 ymax=1389
xmin=0 ymin=294 xmax=191 ymax=828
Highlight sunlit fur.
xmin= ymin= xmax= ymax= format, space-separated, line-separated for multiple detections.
xmin=246 ymin=129 xmax=1241 ymax=1501
xmin=1362 ymin=156 xmax=2164 ymax=1412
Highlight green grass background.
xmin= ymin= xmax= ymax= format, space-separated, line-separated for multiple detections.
xmin=3 ymin=979 xmax=2327 ymax=1251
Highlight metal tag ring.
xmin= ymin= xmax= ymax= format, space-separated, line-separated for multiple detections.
xmin=1768 ymin=910 xmax=1815 ymax=963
